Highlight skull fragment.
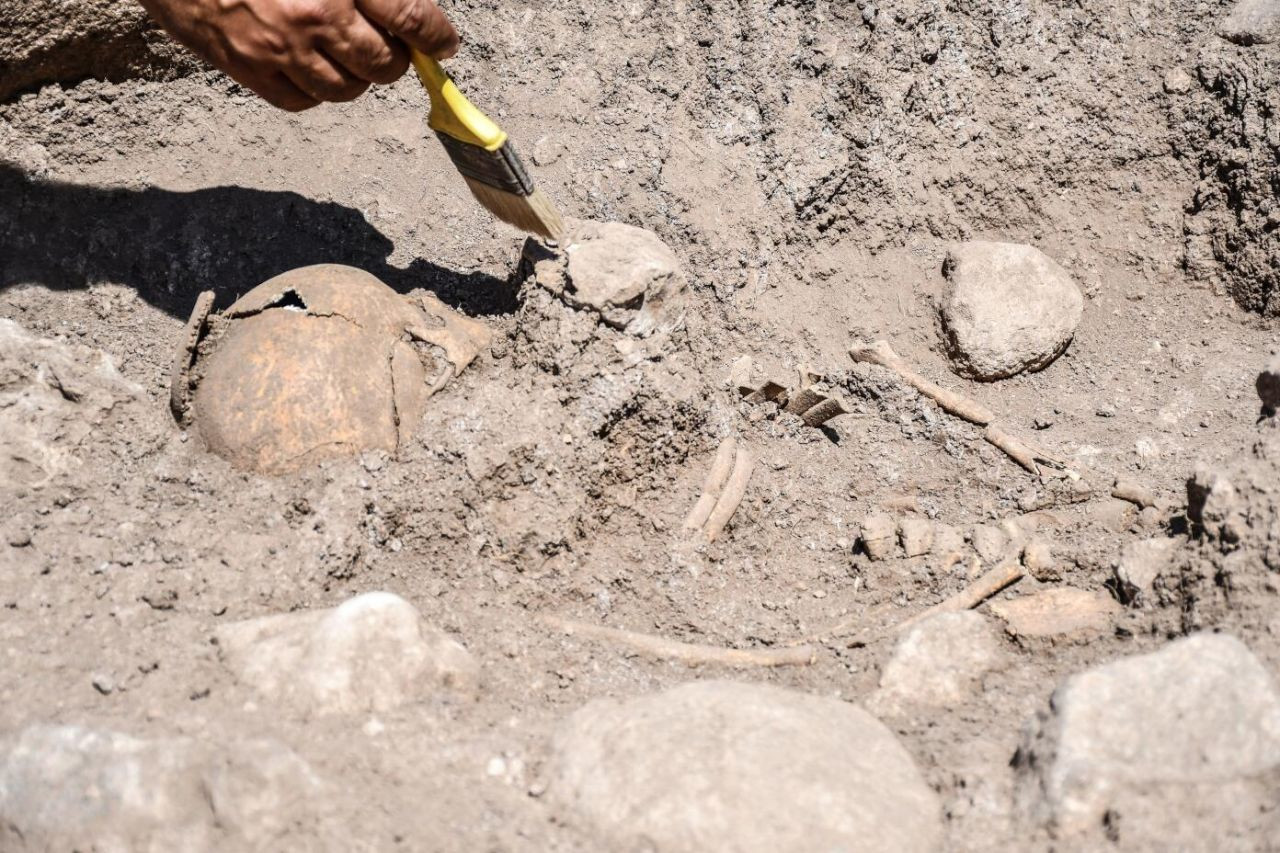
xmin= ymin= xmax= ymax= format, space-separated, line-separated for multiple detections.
xmin=170 ymin=264 xmax=490 ymax=474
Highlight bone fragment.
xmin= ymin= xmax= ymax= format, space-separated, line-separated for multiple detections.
xmin=744 ymin=381 xmax=789 ymax=406
xmin=544 ymin=616 xmax=815 ymax=667
xmin=683 ymin=437 xmax=738 ymax=531
xmin=899 ymin=518 xmax=934 ymax=558
xmin=801 ymin=396 xmax=851 ymax=427
xmin=1021 ymin=538 xmax=1058 ymax=581
xmin=892 ymin=558 xmax=1025 ymax=636
xmin=703 ymin=447 xmax=755 ymax=542
xmin=849 ymin=339 xmax=995 ymax=425
xmin=807 ymin=558 xmax=1024 ymax=646
xmin=169 ymin=290 xmax=216 ymax=424
xmin=784 ymin=387 xmax=826 ymax=416
xmin=859 ymin=514 xmax=898 ymax=560
xmin=984 ymin=425 xmax=1066 ymax=478
xmin=1111 ymin=478 xmax=1157 ymax=509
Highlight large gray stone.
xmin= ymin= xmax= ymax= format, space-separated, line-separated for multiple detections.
xmin=939 ymin=242 xmax=1083 ymax=381
xmin=0 ymin=725 xmax=323 ymax=852
xmin=1016 ymin=634 xmax=1280 ymax=844
xmin=215 ymin=591 xmax=478 ymax=718
xmin=870 ymin=612 xmax=1004 ymax=714
xmin=1220 ymin=0 xmax=1280 ymax=45
xmin=550 ymin=680 xmax=942 ymax=853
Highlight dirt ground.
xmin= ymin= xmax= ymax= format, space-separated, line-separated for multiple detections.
xmin=2 ymin=0 xmax=1280 ymax=850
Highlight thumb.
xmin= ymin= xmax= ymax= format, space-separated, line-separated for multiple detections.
xmin=357 ymin=0 xmax=459 ymax=59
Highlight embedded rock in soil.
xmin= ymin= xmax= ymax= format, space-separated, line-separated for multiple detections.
xmin=988 ymin=587 xmax=1119 ymax=639
xmin=870 ymin=612 xmax=1004 ymax=714
xmin=1015 ymin=634 xmax=1280 ymax=844
xmin=1220 ymin=0 xmax=1280 ymax=44
xmin=0 ymin=318 xmax=145 ymax=493
xmin=939 ymin=242 xmax=1083 ymax=381
xmin=0 ymin=725 xmax=323 ymax=852
xmin=214 ymin=592 xmax=477 ymax=717
xmin=0 ymin=0 xmax=197 ymax=101
xmin=522 ymin=218 xmax=686 ymax=336
xmin=550 ymin=681 xmax=941 ymax=853
xmin=1114 ymin=536 xmax=1178 ymax=605
xmin=176 ymin=264 xmax=490 ymax=474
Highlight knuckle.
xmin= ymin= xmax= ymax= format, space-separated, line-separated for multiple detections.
xmin=386 ymin=0 xmax=426 ymax=35
xmin=285 ymin=0 xmax=331 ymax=26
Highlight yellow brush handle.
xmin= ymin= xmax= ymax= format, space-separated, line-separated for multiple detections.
xmin=410 ymin=51 xmax=508 ymax=152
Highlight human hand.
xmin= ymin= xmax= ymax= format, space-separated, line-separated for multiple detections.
xmin=139 ymin=0 xmax=458 ymax=111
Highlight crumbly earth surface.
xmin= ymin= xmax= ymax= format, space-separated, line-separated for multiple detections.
xmin=2 ymin=1 xmax=1280 ymax=850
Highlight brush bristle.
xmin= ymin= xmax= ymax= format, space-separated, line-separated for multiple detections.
xmin=462 ymin=178 xmax=565 ymax=241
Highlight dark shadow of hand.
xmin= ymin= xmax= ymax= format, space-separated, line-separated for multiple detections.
xmin=0 ymin=162 xmax=517 ymax=318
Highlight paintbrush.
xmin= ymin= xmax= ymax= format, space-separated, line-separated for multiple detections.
xmin=411 ymin=51 xmax=564 ymax=241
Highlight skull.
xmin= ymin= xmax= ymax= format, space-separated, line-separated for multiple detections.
xmin=170 ymin=264 xmax=490 ymax=474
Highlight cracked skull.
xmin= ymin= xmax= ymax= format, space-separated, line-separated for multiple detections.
xmin=170 ymin=264 xmax=491 ymax=474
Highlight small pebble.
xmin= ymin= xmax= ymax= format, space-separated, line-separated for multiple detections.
xmin=91 ymin=674 xmax=115 ymax=695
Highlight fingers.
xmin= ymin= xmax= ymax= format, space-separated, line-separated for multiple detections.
xmin=285 ymin=50 xmax=371 ymax=102
xmin=219 ymin=61 xmax=322 ymax=112
xmin=323 ymin=13 xmax=410 ymax=84
xmin=356 ymin=0 xmax=459 ymax=59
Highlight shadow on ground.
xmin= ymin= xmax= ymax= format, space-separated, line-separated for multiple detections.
xmin=0 ymin=162 xmax=518 ymax=318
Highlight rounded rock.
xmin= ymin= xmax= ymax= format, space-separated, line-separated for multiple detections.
xmin=550 ymin=680 xmax=942 ymax=853
xmin=939 ymin=241 xmax=1084 ymax=381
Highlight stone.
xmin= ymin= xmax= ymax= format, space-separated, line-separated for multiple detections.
xmin=860 ymin=513 xmax=898 ymax=560
xmin=1114 ymin=537 xmax=1178 ymax=605
xmin=523 ymin=219 xmax=687 ymax=336
xmin=0 ymin=724 xmax=323 ymax=852
xmin=1257 ymin=354 xmax=1280 ymax=412
xmin=939 ymin=241 xmax=1084 ymax=380
xmin=0 ymin=319 xmax=144 ymax=494
xmin=550 ymin=681 xmax=941 ymax=853
xmin=1016 ymin=634 xmax=1280 ymax=844
xmin=1162 ymin=68 xmax=1194 ymax=94
xmin=1220 ymin=0 xmax=1280 ymax=44
xmin=178 ymin=266 xmax=490 ymax=474
xmin=870 ymin=612 xmax=1004 ymax=713
xmin=899 ymin=518 xmax=934 ymax=558
xmin=971 ymin=524 xmax=1009 ymax=563
xmin=214 ymin=592 xmax=477 ymax=717
xmin=989 ymin=587 xmax=1119 ymax=639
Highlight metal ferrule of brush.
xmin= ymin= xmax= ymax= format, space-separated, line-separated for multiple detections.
xmin=435 ymin=133 xmax=535 ymax=197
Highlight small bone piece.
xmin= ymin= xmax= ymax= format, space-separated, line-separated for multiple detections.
xmin=169 ymin=290 xmax=215 ymax=423
xmin=544 ymin=616 xmax=815 ymax=668
xmin=784 ymin=387 xmax=827 ymax=417
xmin=971 ymin=525 xmax=1009 ymax=564
xmin=801 ymin=397 xmax=851 ymax=427
xmin=1021 ymin=538 xmax=1058 ymax=581
xmin=683 ymin=437 xmax=739 ymax=531
xmin=899 ymin=519 xmax=935 ymax=558
xmin=932 ymin=524 xmax=966 ymax=555
xmin=1111 ymin=478 xmax=1157 ymax=509
xmin=893 ymin=558 xmax=1025 ymax=636
xmin=703 ymin=447 xmax=755 ymax=543
xmin=849 ymin=339 xmax=995 ymax=425
xmin=860 ymin=514 xmax=898 ymax=560
xmin=983 ymin=425 xmax=1068 ymax=479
